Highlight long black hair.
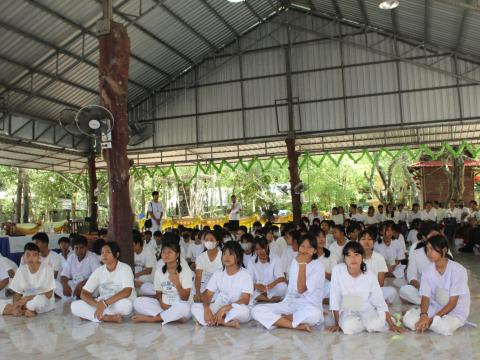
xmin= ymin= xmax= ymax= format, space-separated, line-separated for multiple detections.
xmin=309 ymin=227 xmax=330 ymax=258
xmin=161 ymin=239 xmax=182 ymax=274
xmin=426 ymin=235 xmax=453 ymax=260
xmin=342 ymin=241 xmax=367 ymax=273
xmin=415 ymin=221 xmax=441 ymax=250
xmin=222 ymin=240 xmax=244 ymax=269
xmin=253 ymin=236 xmax=270 ymax=263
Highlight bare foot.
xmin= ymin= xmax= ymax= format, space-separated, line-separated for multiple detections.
xmin=269 ymin=296 xmax=282 ymax=303
xmin=296 ymin=323 xmax=312 ymax=332
xmin=25 ymin=310 xmax=37 ymax=318
xmin=178 ymin=317 xmax=188 ymax=323
xmin=13 ymin=307 xmax=25 ymax=317
xmin=284 ymin=314 xmax=293 ymax=321
xmin=224 ymin=319 xmax=241 ymax=329
xmin=132 ymin=314 xmax=161 ymax=323
xmin=102 ymin=314 xmax=123 ymax=323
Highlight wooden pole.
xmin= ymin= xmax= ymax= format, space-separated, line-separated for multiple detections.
xmin=87 ymin=152 xmax=99 ymax=233
xmin=284 ymin=12 xmax=302 ymax=224
xmin=98 ymin=8 xmax=133 ymax=266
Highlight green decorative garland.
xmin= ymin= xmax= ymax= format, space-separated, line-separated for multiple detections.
xmin=129 ymin=140 xmax=479 ymax=185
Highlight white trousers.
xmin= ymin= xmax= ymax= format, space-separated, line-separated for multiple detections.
xmin=339 ymin=310 xmax=387 ymax=335
xmin=26 ymin=294 xmax=56 ymax=314
xmin=399 ymin=284 xmax=421 ymax=305
xmin=392 ymin=264 xmax=406 ymax=279
xmin=137 ymin=274 xmax=154 ymax=284
xmin=323 ymin=280 xmax=331 ymax=299
xmin=403 ymin=308 xmax=464 ymax=336
xmin=253 ymin=282 xmax=287 ymax=302
xmin=71 ymin=298 xmax=133 ymax=322
xmin=382 ymin=286 xmax=398 ymax=304
xmin=55 ymin=279 xmax=78 ymax=300
xmin=191 ymin=302 xmax=251 ymax=326
xmin=251 ymin=301 xmax=323 ymax=330
xmin=133 ymin=297 xmax=191 ymax=324
xmin=139 ymin=282 xmax=156 ymax=296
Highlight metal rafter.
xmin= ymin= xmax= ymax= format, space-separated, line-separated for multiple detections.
xmin=0 ymin=53 xmax=97 ymax=96
xmin=0 ymin=80 xmax=80 ymax=109
xmin=199 ymin=0 xmax=240 ymax=38
xmin=105 ymin=2 xmax=195 ymax=66
xmin=26 ymin=0 xmax=171 ymax=79
xmin=455 ymin=9 xmax=468 ymax=52
xmin=275 ymin=13 xmax=480 ymax=85
xmin=0 ymin=0 xmax=148 ymax=98
xmin=391 ymin=8 xmax=400 ymax=35
xmin=424 ymin=0 xmax=431 ymax=44
xmin=330 ymin=0 xmax=343 ymax=18
xmin=156 ymin=1 xmax=218 ymax=53
xmin=244 ymin=0 xmax=265 ymax=23
xmin=357 ymin=0 xmax=369 ymax=26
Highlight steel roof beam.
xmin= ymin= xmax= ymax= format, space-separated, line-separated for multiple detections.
xmin=199 ymin=0 xmax=240 ymax=38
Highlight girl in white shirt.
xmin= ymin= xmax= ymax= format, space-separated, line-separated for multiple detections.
xmin=191 ymin=241 xmax=253 ymax=329
xmin=193 ymin=231 xmax=223 ymax=302
xmin=331 ymin=207 xmax=344 ymax=226
xmin=403 ymin=235 xmax=470 ymax=336
xmin=280 ymin=229 xmax=300 ymax=279
xmin=359 ymin=230 xmax=397 ymax=304
xmin=132 ymin=239 xmax=192 ymax=325
xmin=240 ymin=233 xmax=254 ymax=267
xmin=320 ymin=220 xmax=335 ymax=246
xmin=71 ymin=242 xmax=134 ymax=323
xmin=248 ymin=237 xmax=287 ymax=303
xmin=312 ymin=227 xmax=337 ymax=300
xmin=328 ymin=241 xmax=404 ymax=335
xmin=252 ymin=234 xmax=325 ymax=332
xmin=6 ymin=242 xmax=56 ymax=317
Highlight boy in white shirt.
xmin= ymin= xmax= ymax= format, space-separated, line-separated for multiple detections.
xmin=374 ymin=224 xmax=405 ymax=279
xmin=147 ymin=191 xmax=164 ymax=232
xmin=394 ymin=203 xmax=408 ymax=224
xmin=133 ymin=233 xmax=156 ymax=294
xmin=22 ymin=232 xmax=62 ymax=279
xmin=408 ymin=203 xmax=422 ymax=225
xmin=56 ymin=235 xmax=100 ymax=300
xmin=7 ymin=242 xmax=56 ymax=317
xmin=420 ymin=201 xmax=437 ymax=222
xmin=376 ymin=204 xmax=387 ymax=223
xmin=227 ymin=194 xmax=242 ymax=230
xmin=328 ymin=225 xmax=349 ymax=263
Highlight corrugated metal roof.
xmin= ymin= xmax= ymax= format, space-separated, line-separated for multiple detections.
xmin=1 ymin=0 xmax=480 ymax=170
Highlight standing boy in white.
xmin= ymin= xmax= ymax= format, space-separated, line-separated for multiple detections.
xmin=228 ymin=195 xmax=242 ymax=231
xmin=147 ymin=191 xmax=164 ymax=233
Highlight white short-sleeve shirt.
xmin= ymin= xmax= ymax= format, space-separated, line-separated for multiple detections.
xmin=285 ymin=259 xmax=325 ymax=306
xmin=60 ymin=251 xmax=100 ymax=284
xmin=228 ymin=202 xmax=242 ymax=221
xmin=9 ymin=262 xmax=56 ymax=296
xmin=154 ymin=265 xmax=193 ymax=305
xmin=134 ymin=248 xmax=157 ymax=274
xmin=329 ymin=263 xmax=388 ymax=314
xmin=195 ymin=250 xmax=223 ymax=292
xmin=318 ymin=252 xmax=337 ymax=275
xmin=419 ymin=260 xmax=470 ymax=322
xmin=147 ymin=201 xmax=163 ymax=219
xmin=328 ymin=240 xmax=349 ymax=264
xmin=21 ymin=250 xmax=62 ymax=274
xmin=364 ymin=251 xmax=388 ymax=277
xmin=206 ymin=268 xmax=253 ymax=304
xmin=83 ymin=261 xmax=135 ymax=300
xmin=247 ymin=255 xmax=284 ymax=285
xmin=374 ymin=240 xmax=405 ymax=265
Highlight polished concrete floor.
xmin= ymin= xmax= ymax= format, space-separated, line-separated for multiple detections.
xmin=1 ymin=253 xmax=479 ymax=360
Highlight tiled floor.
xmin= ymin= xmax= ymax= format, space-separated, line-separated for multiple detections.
xmin=0 ymin=253 xmax=478 ymax=360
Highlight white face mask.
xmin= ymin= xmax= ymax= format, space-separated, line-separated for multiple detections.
xmin=240 ymin=243 xmax=253 ymax=251
xmin=203 ymin=241 xmax=217 ymax=250
xmin=273 ymin=231 xmax=280 ymax=238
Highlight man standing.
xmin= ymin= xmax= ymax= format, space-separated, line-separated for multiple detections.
xmin=227 ymin=195 xmax=242 ymax=231
xmin=147 ymin=191 xmax=164 ymax=233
